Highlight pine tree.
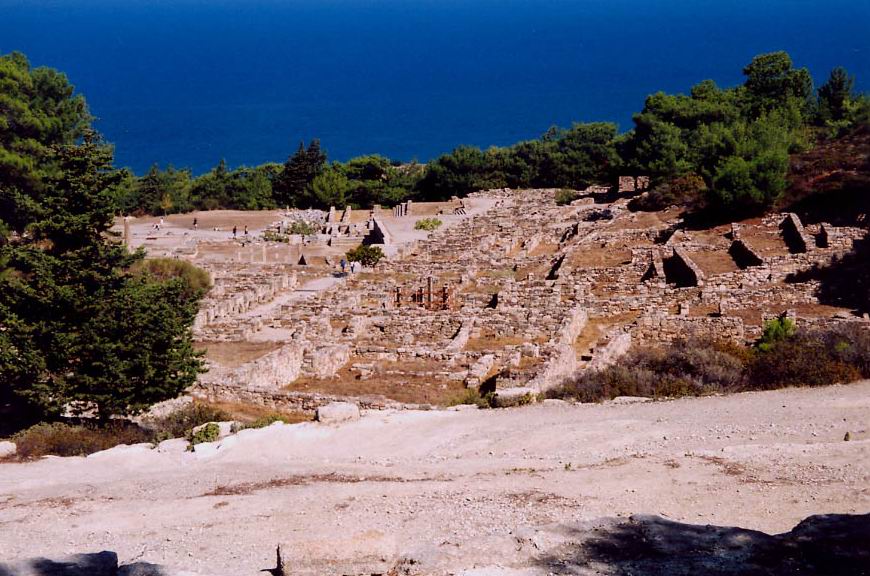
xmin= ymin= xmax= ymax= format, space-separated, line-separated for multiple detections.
xmin=0 ymin=53 xmax=205 ymax=422
xmin=818 ymin=67 xmax=855 ymax=122
xmin=274 ymin=140 xmax=327 ymax=207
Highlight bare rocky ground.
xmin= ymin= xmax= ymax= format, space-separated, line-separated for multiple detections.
xmin=2 ymin=383 xmax=869 ymax=575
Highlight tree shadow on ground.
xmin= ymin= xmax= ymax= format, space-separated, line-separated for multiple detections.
xmin=534 ymin=513 xmax=870 ymax=576
xmin=787 ymin=234 xmax=870 ymax=315
xmin=0 ymin=552 xmax=119 ymax=576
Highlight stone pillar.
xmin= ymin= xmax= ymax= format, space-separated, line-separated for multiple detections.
xmin=427 ymin=276 xmax=433 ymax=308
xmin=123 ymin=217 xmax=130 ymax=247
xmin=395 ymin=287 xmax=402 ymax=308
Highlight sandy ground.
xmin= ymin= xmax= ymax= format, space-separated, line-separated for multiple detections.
xmin=1 ymin=383 xmax=868 ymax=575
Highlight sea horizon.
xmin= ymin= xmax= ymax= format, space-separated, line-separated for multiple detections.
xmin=2 ymin=0 xmax=868 ymax=175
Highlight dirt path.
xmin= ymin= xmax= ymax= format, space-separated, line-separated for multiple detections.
xmin=1 ymin=383 xmax=868 ymax=575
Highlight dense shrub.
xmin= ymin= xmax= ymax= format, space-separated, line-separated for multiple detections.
xmin=555 ymin=189 xmax=578 ymax=205
xmin=757 ymin=317 xmax=797 ymax=351
xmin=824 ymin=324 xmax=870 ymax=375
xmin=11 ymin=422 xmax=152 ymax=459
xmin=189 ymin=422 xmax=221 ymax=445
xmin=414 ymin=218 xmax=443 ymax=231
xmin=629 ymin=174 xmax=707 ymax=212
xmin=446 ymin=388 xmax=494 ymax=408
xmin=289 ymin=221 xmax=318 ymax=235
xmin=234 ymin=411 xmax=311 ymax=431
xmin=263 ymin=230 xmax=290 ymax=243
xmin=582 ymin=208 xmax=615 ymax=222
xmin=346 ymin=244 xmax=385 ymax=267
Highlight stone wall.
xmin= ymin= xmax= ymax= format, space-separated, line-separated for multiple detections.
xmin=200 ymin=343 xmax=304 ymax=391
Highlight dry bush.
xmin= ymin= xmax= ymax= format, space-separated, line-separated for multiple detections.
xmin=549 ymin=336 xmax=749 ymax=402
xmin=12 ymin=421 xmax=153 ymax=460
xmin=550 ymin=327 xmax=870 ymax=403
xmin=130 ymin=257 xmax=212 ymax=298
xmin=746 ymin=330 xmax=864 ymax=390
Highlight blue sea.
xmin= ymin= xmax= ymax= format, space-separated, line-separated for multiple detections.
xmin=2 ymin=0 xmax=868 ymax=174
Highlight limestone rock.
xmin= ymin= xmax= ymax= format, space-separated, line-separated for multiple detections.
xmin=157 ymin=438 xmax=190 ymax=454
xmin=0 ymin=440 xmax=17 ymax=459
xmin=316 ymin=401 xmax=360 ymax=424
xmin=86 ymin=443 xmax=154 ymax=459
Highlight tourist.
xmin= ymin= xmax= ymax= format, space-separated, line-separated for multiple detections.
xmin=244 ymin=225 xmax=249 ymax=237
xmin=340 ymin=258 xmax=347 ymax=275
xmin=193 ymin=217 xmax=198 ymax=230
xmin=350 ymin=261 xmax=357 ymax=274
xmin=158 ymin=217 xmax=164 ymax=230
xmin=232 ymin=225 xmax=237 ymax=238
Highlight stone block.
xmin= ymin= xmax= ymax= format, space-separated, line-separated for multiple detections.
xmin=316 ymin=401 xmax=360 ymax=424
xmin=0 ymin=440 xmax=16 ymax=459
xmin=157 ymin=438 xmax=190 ymax=454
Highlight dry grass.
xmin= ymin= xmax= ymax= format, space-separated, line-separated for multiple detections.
xmin=199 ymin=400 xmax=311 ymax=425
xmin=154 ymin=210 xmax=284 ymax=230
xmin=790 ymin=302 xmax=854 ymax=318
xmin=285 ymin=359 xmax=465 ymax=405
xmin=200 ymin=341 xmax=283 ymax=367
xmin=739 ymin=226 xmax=790 ymax=255
xmin=574 ymin=312 xmax=640 ymax=354
xmin=566 ymin=248 xmax=633 ymax=269
xmin=689 ymin=304 xmax=720 ymax=317
xmin=464 ymin=335 xmax=526 ymax=352
xmin=725 ymin=308 xmax=764 ymax=327
xmin=687 ymin=250 xmax=741 ymax=276
xmin=528 ymin=242 xmax=560 ymax=257
xmin=607 ymin=211 xmax=663 ymax=231
xmin=202 ymin=473 xmax=422 ymax=497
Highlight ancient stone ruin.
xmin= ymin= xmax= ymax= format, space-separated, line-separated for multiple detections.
xmin=135 ymin=183 xmax=867 ymax=412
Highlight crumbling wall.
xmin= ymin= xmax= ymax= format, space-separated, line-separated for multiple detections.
xmin=781 ymin=213 xmax=812 ymax=254
xmin=664 ymin=248 xmax=705 ymax=287
xmin=365 ymin=218 xmax=393 ymax=245
xmin=728 ymin=239 xmax=764 ymax=269
xmin=527 ymin=306 xmax=588 ymax=392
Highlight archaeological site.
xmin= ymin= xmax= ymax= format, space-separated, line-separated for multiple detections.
xmin=124 ymin=181 xmax=869 ymax=413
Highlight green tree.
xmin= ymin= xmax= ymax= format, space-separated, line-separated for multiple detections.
xmin=129 ymin=164 xmax=192 ymax=214
xmin=0 ymin=53 xmax=204 ymax=422
xmin=0 ymin=51 xmax=90 ymax=232
xmin=817 ymin=66 xmax=855 ymax=122
xmin=346 ymin=244 xmax=385 ymax=267
xmin=310 ymin=165 xmax=350 ymax=208
xmin=742 ymin=51 xmax=813 ymax=115
xmin=274 ymin=140 xmax=327 ymax=207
